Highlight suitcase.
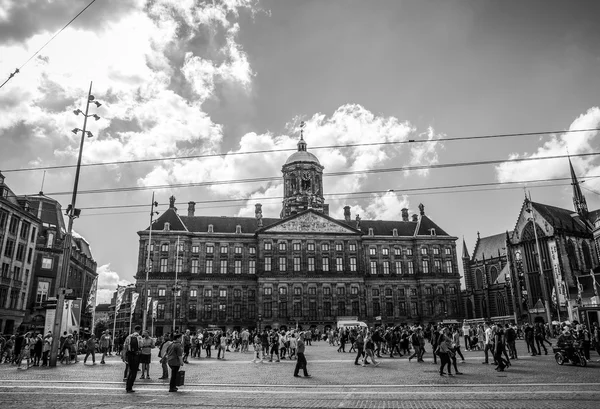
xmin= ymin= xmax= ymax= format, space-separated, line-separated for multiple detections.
xmin=177 ymin=370 xmax=185 ymax=386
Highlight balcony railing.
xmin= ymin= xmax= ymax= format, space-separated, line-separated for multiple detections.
xmin=0 ymin=277 xmax=11 ymax=286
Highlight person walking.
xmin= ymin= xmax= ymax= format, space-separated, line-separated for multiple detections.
xmin=353 ymin=330 xmax=365 ymax=365
xmin=451 ymin=327 xmax=465 ymax=362
xmin=167 ymin=333 xmax=184 ymax=392
xmin=83 ymin=335 xmax=97 ymax=365
xmin=482 ymin=323 xmax=494 ymax=364
xmin=99 ymin=330 xmax=111 ymax=364
xmin=183 ymin=330 xmax=191 ymax=364
xmin=494 ymin=325 xmax=509 ymax=372
xmin=437 ymin=328 xmax=453 ymax=376
xmin=124 ymin=325 xmax=143 ymax=393
xmin=159 ymin=334 xmax=173 ymax=380
xmin=33 ymin=334 xmax=43 ymax=366
xmin=293 ymin=332 xmax=310 ymax=378
xmin=41 ymin=332 xmax=52 ymax=366
xmin=363 ymin=331 xmax=379 ymax=367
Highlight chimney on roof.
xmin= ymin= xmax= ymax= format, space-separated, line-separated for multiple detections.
xmin=255 ymin=203 xmax=263 ymax=227
xmin=344 ymin=206 xmax=351 ymax=222
xmin=188 ymin=201 xmax=196 ymax=217
xmin=411 ymin=214 xmax=418 ymax=222
xmin=401 ymin=208 xmax=409 ymax=222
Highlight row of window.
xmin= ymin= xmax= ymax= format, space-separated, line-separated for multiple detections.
xmin=148 ymin=241 xmax=454 ymax=257
xmin=155 ymin=257 xmax=454 ymax=275
xmin=151 ymin=285 xmax=457 ymax=299
xmin=152 ymin=298 xmax=459 ymax=321
xmin=0 ymin=211 xmax=37 ymax=242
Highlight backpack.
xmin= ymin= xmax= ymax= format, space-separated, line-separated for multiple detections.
xmin=129 ymin=335 xmax=140 ymax=354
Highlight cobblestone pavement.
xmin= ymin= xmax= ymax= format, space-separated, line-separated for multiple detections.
xmin=1 ymin=340 xmax=599 ymax=408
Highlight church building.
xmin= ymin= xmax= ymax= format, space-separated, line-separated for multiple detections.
xmin=462 ymin=158 xmax=600 ymax=325
xmin=134 ymin=133 xmax=462 ymax=335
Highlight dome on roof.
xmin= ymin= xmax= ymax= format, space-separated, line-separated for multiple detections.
xmin=285 ymin=150 xmax=321 ymax=165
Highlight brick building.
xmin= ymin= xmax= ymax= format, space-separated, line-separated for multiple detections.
xmin=0 ymin=172 xmax=40 ymax=334
xmin=134 ymin=137 xmax=462 ymax=335
xmin=21 ymin=193 xmax=98 ymax=333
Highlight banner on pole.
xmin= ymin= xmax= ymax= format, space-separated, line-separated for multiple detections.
xmin=147 ymin=296 xmax=152 ymax=312
xmin=152 ymin=300 xmax=158 ymax=319
xmin=87 ymin=276 xmax=98 ymax=312
xmin=115 ymin=286 xmax=126 ymax=314
xmin=130 ymin=292 xmax=139 ymax=314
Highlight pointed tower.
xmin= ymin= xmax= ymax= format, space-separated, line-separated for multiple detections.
xmin=281 ymin=121 xmax=326 ymax=217
xmin=462 ymin=237 xmax=474 ymax=290
xmin=569 ymin=156 xmax=589 ymax=220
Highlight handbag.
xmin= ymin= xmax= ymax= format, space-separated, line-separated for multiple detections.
xmin=177 ymin=370 xmax=185 ymax=386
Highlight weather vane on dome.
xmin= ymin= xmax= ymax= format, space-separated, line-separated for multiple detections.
xmin=300 ymin=121 xmax=306 ymax=140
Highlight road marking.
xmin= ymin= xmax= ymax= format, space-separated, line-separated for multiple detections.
xmin=1 ymin=385 xmax=600 ymax=396
xmin=0 ymin=380 xmax=599 ymax=389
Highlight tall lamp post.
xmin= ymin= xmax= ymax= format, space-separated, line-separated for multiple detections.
xmin=49 ymin=82 xmax=102 ymax=367
xmin=141 ymin=193 xmax=159 ymax=333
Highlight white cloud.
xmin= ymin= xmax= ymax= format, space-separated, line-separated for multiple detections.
xmin=495 ymin=107 xmax=600 ymax=185
xmin=96 ymin=264 xmax=130 ymax=305
xmin=0 ymin=0 xmax=256 ymax=171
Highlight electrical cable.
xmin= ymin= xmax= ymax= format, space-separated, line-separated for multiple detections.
xmin=65 ymin=174 xmax=598 ymax=211
xmin=33 ymin=151 xmax=600 ymax=197
xmin=80 ymin=181 xmax=577 ymax=217
xmin=2 ymin=127 xmax=598 ymax=174
xmin=0 ymin=0 xmax=98 ymax=90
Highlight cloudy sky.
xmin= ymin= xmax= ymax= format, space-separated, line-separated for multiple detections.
xmin=1 ymin=0 xmax=600 ymax=304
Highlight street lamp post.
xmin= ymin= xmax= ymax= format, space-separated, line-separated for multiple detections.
xmin=141 ymin=193 xmax=159 ymax=334
xmin=49 ymin=81 xmax=101 ymax=367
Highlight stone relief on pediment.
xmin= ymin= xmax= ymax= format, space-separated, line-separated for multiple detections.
xmin=267 ymin=212 xmax=355 ymax=233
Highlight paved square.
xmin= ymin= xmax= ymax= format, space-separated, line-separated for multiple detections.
xmin=0 ymin=340 xmax=599 ymax=408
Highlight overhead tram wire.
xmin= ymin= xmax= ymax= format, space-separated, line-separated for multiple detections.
xmin=65 ymin=174 xmax=600 ymax=212
xmin=0 ymin=0 xmax=98 ymax=90
xmin=34 ymin=151 xmax=600 ymax=197
xmin=80 ymin=180 xmax=578 ymax=217
xmin=2 ymin=127 xmax=599 ymax=174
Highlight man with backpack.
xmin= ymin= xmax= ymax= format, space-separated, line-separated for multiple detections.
xmin=124 ymin=325 xmax=143 ymax=393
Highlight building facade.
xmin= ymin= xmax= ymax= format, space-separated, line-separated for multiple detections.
xmin=134 ymin=137 xmax=462 ymax=336
xmin=21 ymin=193 xmax=98 ymax=333
xmin=461 ymin=232 xmax=517 ymax=323
xmin=0 ymin=173 xmax=41 ymax=334
xmin=462 ymin=158 xmax=600 ymax=325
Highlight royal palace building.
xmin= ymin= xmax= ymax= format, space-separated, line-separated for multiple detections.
xmin=134 ymin=136 xmax=462 ymax=335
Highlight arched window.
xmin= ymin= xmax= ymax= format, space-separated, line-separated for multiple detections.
xmin=566 ymin=240 xmax=578 ymax=272
xmin=475 ymin=269 xmax=483 ymax=290
xmin=490 ymin=266 xmax=499 ymax=284
xmin=582 ymin=241 xmax=592 ymax=271
xmin=436 ymin=300 xmax=446 ymax=316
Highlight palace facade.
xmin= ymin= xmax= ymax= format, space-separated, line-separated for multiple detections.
xmin=134 ymin=137 xmax=462 ymax=335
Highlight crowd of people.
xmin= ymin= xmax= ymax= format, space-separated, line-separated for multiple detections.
xmin=1 ymin=319 xmax=599 ymax=391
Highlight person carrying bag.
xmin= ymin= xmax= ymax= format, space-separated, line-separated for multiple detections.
xmin=167 ymin=333 xmax=184 ymax=392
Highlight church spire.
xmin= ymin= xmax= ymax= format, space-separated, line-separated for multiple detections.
xmin=462 ymin=237 xmax=470 ymax=260
xmin=569 ymin=156 xmax=589 ymax=220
